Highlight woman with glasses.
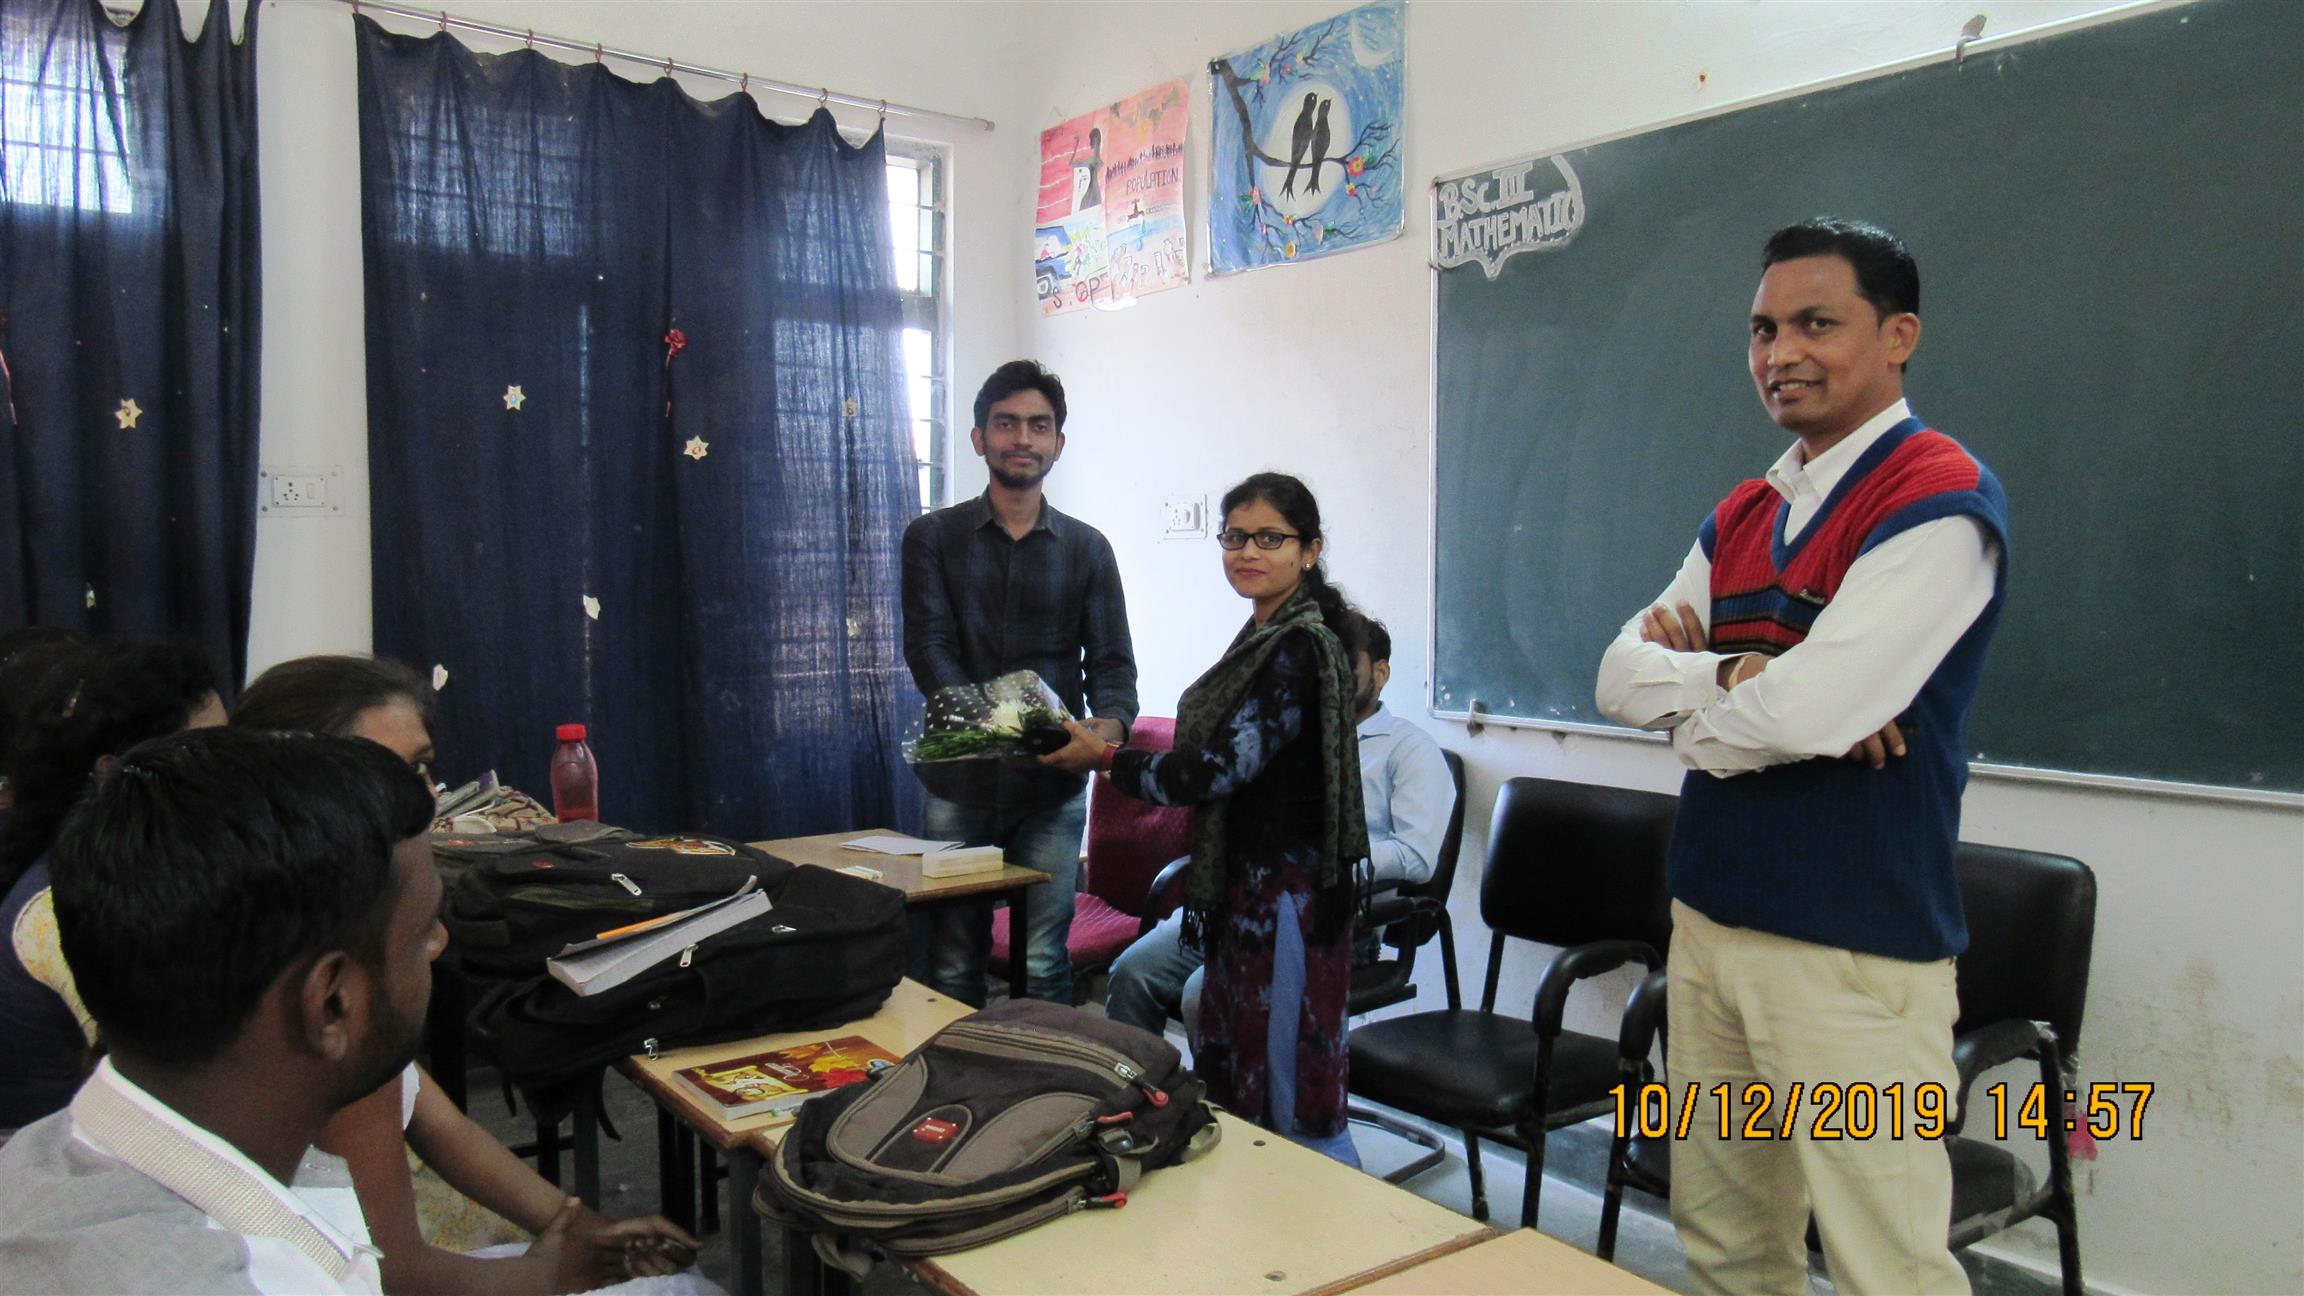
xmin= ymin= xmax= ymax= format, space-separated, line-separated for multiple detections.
xmin=1042 ymin=472 xmax=1370 ymax=1165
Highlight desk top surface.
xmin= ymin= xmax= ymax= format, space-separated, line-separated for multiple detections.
xmin=895 ymin=1112 xmax=1493 ymax=1296
xmin=616 ymin=979 xmax=971 ymax=1152
xmin=1345 ymin=1225 xmax=1672 ymax=1295
xmin=751 ymin=829 xmax=1050 ymax=903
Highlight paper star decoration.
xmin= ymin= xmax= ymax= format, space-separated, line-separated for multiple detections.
xmin=503 ymin=385 xmax=526 ymax=411
xmin=841 ymin=397 xmax=860 ymax=419
xmin=115 ymin=398 xmax=141 ymax=429
xmin=582 ymin=595 xmax=601 ymax=621
xmin=683 ymin=436 xmax=710 ymax=461
xmin=85 ymin=585 xmax=97 ymax=609
xmin=431 ymin=664 xmax=450 ymax=691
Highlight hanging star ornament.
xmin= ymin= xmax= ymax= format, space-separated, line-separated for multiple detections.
xmin=85 ymin=585 xmax=97 ymax=609
xmin=115 ymin=398 xmax=142 ymax=429
xmin=503 ymin=385 xmax=527 ymax=411
xmin=582 ymin=595 xmax=601 ymax=621
xmin=841 ymin=397 xmax=860 ymax=419
xmin=683 ymin=436 xmax=710 ymax=462
xmin=431 ymin=664 xmax=450 ymax=691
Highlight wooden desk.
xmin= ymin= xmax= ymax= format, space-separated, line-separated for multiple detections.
xmin=1343 ymin=1226 xmax=1671 ymax=1295
xmin=617 ymin=979 xmax=972 ymax=1296
xmin=752 ymin=829 xmax=1052 ymax=1001
xmin=884 ymin=1112 xmax=1493 ymax=1296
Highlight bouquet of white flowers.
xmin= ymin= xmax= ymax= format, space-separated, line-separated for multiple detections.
xmin=906 ymin=671 xmax=1075 ymax=766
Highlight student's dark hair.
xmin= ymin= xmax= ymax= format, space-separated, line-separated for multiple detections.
xmin=0 ymin=629 xmax=85 ymax=785
xmin=1220 ymin=472 xmax=1354 ymax=645
xmin=1345 ymin=611 xmax=1392 ymax=666
xmin=52 ymin=728 xmax=435 ymax=1067
xmin=1761 ymin=217 xmax=1920 ymax=319
xmin=972 ymin=360 xmax=1068 ymax=432
xmin=234 ymin=654 xmax=434 ymax=740
xmin=0 ymin=641 xmax=219 ymax=895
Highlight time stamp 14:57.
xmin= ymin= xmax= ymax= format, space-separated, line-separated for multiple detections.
xmin=1608 ymin=1080 xmax=2155 ymax=1142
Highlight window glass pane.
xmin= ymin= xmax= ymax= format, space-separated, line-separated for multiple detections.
xmin=913 ymin=418 xmax=936 ymax=463
xmin=887 ymin=160 xmax=919 ymax=291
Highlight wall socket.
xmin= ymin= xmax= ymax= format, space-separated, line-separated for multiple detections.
xmin=258 ymin=466 xmax=343 ymax=516
xmin=1161 ymin=496 xmax=1208 ymax=538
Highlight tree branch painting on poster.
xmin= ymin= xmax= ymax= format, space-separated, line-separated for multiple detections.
xmin=1206 ymin=0 xmax=1403 ymax=275
xmin=1036 ymin=80 xmax=1190 ymax=316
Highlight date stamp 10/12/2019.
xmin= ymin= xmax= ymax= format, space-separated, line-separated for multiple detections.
xmin=1609 ymin=1080 xmax=2155 ymax=1142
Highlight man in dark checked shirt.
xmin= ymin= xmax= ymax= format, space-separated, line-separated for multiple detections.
xmin=900 ymin=360 xmax=1138 ymax=1006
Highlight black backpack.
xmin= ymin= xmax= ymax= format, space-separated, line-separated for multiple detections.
xmin=754 ymin=998 xmax=1221 ymax=1269
xmin=440 ymin=829 xmax=906 ymax=1109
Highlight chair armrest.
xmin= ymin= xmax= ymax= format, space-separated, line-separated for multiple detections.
xmin=1532 ymin=940 xmax=1662 ymax=1037
xmin=1948 ymin=1017 xmax=2052 ymax=1135
xmin=1359 ymin=889 xmax=1434 ymax=929
xmin=1139 ymin=856 xmax=1191 ymax=935
xmin=1617 ymin=967 xmax=1669 ymax=1063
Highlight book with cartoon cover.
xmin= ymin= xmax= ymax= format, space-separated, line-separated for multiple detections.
xmin=674 ymin=1035 xmax=901 ymax=1120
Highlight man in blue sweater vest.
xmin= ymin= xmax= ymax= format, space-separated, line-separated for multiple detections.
xmin=1596 ymin=218 xmax=2008 ymax=1296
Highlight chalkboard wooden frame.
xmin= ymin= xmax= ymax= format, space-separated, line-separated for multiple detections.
xmin=1423 ymin=0 xmax=2303 ymax=807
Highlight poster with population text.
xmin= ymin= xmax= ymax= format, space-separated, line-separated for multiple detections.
xmin=1036 ymin=80 xmax=1190 ymax=315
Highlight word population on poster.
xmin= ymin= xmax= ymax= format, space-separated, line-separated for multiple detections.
xmin=1035 ymin=80 xmax=1190 ymax=316
xmin=1206 ymin=0 xmax=1405 ymax=275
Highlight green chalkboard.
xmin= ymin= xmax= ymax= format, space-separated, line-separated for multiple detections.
xmin=1432 ymin=0 xmax=2304 ymax=796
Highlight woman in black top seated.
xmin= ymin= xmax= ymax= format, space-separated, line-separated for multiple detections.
xmin=0 ymin=641 xmax=222 ymax=1132
xmin=1041 ymin=472 xmax=1369 ymax=1165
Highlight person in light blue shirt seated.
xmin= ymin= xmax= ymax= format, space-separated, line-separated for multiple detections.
xmin=1106 ymin=611 xmax=1456 ymax=1039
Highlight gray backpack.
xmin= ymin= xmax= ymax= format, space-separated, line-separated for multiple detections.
xmin=753 ymin=998 xmax=1221 ymax=1267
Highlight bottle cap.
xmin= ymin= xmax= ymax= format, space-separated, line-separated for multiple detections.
xmin=556 ymin=723 xmax=588 ymax=742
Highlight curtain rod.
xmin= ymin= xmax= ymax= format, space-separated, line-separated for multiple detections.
xmin=326 ymin=0 xmax=996 ymax=133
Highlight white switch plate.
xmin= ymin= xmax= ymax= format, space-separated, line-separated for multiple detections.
xmin=1161 ymin=496 xmax=1207 ymax=538
xmin=259 ymin=465 xmax=344 ymax=516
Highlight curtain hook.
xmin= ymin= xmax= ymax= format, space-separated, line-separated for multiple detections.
xmin=664 ymin=54 xmax=675 ymax=77
xmin=594 ymin=42 xmax=604 ymax=64
xmin=819 ymin=87 xmax=830 ymax=110
xmin=438 ymin=9 xmax=449 ymax=33
xmin=738 ymin=72 xmax=749 ymax=94
xmin=878 ymin=99 xmax=888 ymax=122
xmin=524 ymin=28 xmax=535 ymax=50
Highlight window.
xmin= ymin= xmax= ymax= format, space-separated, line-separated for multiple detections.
xmin=0 ymin=8 xmax=134 ymax=214
xmin=886 ymin=148 xmax=948 ymax=511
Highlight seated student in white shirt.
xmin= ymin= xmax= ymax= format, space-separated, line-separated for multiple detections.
xmin=0 ymin=729 xmax=455 ymax=1295
xmin=1106 ymin=611 xmax=1456 ymax=1038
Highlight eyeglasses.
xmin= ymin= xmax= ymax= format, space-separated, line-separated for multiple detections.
xmin=1217 ymin=528 xmax=1303 ymax=551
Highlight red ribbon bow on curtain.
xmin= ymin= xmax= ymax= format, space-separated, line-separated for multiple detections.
xmin=663 ymin=328 xmax=687 ymax=420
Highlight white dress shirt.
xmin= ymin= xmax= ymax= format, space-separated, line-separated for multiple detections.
xmin=1594 ymin=399 xmax=2001 ymax=776
xmin=1357 ymin=705 xmax=1457 ymax=887
xmin=72 ymin=1059 xmax=384 ymax=1296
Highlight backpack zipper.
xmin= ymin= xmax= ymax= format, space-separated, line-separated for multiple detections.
xmin=610 ymin=872 xmax=643 ymax=896
xmin=939 ymin=1024 xmax=1170 ymax=1106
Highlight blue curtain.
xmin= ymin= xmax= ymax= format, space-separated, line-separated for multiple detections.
xmin=356 ymin=19 xmax=919 ymax=837
xmin=0 ymin=0 xmax=261 ymax=684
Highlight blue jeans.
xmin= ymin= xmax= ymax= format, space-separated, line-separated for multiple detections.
xmin=906 ymin=789 xmax=1087 ymax=1007
xmin=1107 ymin=898 xmax=1359 ymax=1169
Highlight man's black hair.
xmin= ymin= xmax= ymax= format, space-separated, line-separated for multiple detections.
xmin=1761 ymin=217 xmax=1920 ymax=319
xmin=51 ymin=728 xmax=436 ymax=1067
xmin=234 ymin=654 xmax=434 ymax=740
xmin=972 ymin=360 xmax=1068 ymax=433
xmin=1347 ymin=612 xmax=1393 ymax=666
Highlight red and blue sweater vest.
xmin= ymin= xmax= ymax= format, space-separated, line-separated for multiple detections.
xmin=1669 ymin=418 xmax=2009 ymax=962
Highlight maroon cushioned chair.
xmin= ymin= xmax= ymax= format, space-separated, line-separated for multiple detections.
xmin=989 ymin=718 xmax=1195 ymax=997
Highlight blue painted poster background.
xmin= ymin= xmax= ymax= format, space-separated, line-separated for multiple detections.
xmin=1207 ymin=0 xmax=1405 ymax=274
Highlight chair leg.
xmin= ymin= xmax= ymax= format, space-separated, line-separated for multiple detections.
xmin=699 ymin=1140 xmax=721 ymax=1233
xmin=1346 ymin=1103 xmax=1446 ymax=1185
xmin=1461 ymin=1129 xmax=1488 ymax=1222
xmin=1521 ymin=1120 xmax=1548 ymax=1230
xmin=1597 ymin=1135 xmax=1628 ymax=1261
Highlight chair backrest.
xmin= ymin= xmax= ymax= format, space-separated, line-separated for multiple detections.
xmin=1083 ymin=717 xmax=1195 ymax=916
xmin=1479 ymin=776 xmax=1676 ymax=953
xmin=1382 ymin=748 xmax=1469 ymax=954
xmin=1953 ymin=844 xmax=2096 ymax=1054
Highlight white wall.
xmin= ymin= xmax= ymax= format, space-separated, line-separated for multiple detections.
xmin=232 ymin=0 xmax=2302 ymax=1290
xmin=246 ymin=0 xmax=1032 ymax=671
xmin=1017 ymin=3 xmax=2304 ymax=1294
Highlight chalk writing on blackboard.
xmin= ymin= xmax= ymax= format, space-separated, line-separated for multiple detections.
xmin=1434 ymin=155 xmax=1585 ymax=278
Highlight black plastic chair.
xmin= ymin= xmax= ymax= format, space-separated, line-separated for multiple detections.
xmin=1598 ymin=844 xmax=2097 ymax=1296
xmin=1347 ymin=776 xmax=1676 ymax=1227
xmin=1344 ymin=748 xmax=1468 ymax=1181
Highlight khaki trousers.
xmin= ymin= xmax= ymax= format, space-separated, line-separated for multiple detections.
xmin=1666 ymin=900 xmax=1969 ymax=1296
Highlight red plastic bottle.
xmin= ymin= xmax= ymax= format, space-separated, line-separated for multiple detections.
xmin=550 ymin=723 xmax=600 ymax=823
